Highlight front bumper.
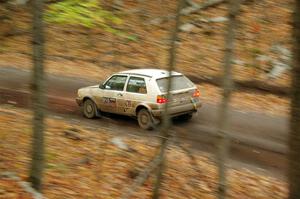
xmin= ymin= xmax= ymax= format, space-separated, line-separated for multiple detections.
xmin=151 ymin=100 xmax=202 ymax=118
xmin=76 ymin=97 xmax=83 ymax=106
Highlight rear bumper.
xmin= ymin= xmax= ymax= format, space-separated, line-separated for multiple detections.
xmin=76 ymin=97 xmax=83 ymax=106
xmin=151 ymin=100 xmax=202 ymax=118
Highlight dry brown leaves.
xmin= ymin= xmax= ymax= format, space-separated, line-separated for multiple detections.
xmin=0 ymin=0 xmax=293 ymax=85
xmin=0 ymin=178 xmax=33 ymax=199
xmin=198 ymin=83 xmax=290 ymax=116
xmin=0 ymin=0 xmax=292 ymax=119
xmin=0 ymin=105 xmax=288 ymax=198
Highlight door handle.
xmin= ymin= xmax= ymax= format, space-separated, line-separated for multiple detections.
xmin=117 ymin=93 xmax=123 ymax=97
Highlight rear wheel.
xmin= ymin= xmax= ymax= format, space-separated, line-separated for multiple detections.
xmin=83 ymin=99 xmax=97 ymax=119
xmin=137 ymin=109 xmax=154 ymax=130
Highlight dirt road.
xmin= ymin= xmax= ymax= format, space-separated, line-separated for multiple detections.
xmin=0 ymin=67 xmax=289 ymax=179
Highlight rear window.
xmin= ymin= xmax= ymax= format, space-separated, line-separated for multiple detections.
xmin=156 ymin=75 xmax=194 ymax=92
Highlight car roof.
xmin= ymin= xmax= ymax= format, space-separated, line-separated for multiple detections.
xmin=118 ymin=69 xmax=182 ymax=79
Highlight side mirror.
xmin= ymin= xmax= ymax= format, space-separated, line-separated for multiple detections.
xmin=99 ymin=83 xmax=104 ymax=89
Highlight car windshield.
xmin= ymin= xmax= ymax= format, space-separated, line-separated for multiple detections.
xmin=156 ymin=75 xmax=194 ymax=92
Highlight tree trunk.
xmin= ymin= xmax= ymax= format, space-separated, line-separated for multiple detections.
xmin=216 ymin=0 xmax=241 ymax=199
xmin=151 ymin=0 xmax=184 ymax=199
xmin=29 ymin=0 xmax=46 ymax=192
xmin=288 ymin=1 xmax=300 ymax=199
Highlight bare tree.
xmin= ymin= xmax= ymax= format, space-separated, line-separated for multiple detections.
xmin=216 ymin=0 xmax=241 ymax=199
xmin=288 ymin=0 xmax=300 ymax=199
xmin=28 ymin=0 xmax=46 ymax=192
xmin=151 ymin=0 xmax=184 ymax=199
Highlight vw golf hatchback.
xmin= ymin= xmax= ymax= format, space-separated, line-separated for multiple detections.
xmin=76 ymin=69 xmax=202 ymax=129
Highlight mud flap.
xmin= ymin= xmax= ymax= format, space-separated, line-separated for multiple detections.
xmin=95 ymin=109 xmax=102 ymax=118
xmin=150 ymin=113 xmax=160 ymax=125
xmin=191 ymin=98 xmax=198 ymax=110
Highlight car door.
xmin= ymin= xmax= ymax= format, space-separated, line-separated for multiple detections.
xmin=122 ymin=76 xmax=148 ymax=116
xmin=96 ymin=75 xmax=128 ymax=113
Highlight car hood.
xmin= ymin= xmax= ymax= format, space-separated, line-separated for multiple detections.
xmin=78 ymin=85 xmax=99 ymax=96
xmin=80 ymin=85 xmax=99 ymax=90
xmin=88 ymin=85 xmax=99 ymax=88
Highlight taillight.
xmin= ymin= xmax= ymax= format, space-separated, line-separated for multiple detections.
xmin=157 ymin=95 xmax=168 ymax=104
xmin=193 ymin=89 xmax=200 ymax=97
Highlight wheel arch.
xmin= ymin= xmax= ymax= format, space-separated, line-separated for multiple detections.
xmin=83 ymin=96 xmax=99 ymax=109
xmin=135 ymin=104 xmax=152 ymax=116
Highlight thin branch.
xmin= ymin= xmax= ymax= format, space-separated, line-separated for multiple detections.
xmin=170 ymin=129 xmax=210 ymax=195
xmin=171 ymin=129 xmax=202 ymax=176
xmin=181 ymin=0 xmax=226 ymax=15
xmin=185 ymin=0 xmax=199 ymax=7
xmin=1 ymin=172 xmax=43 ymax=199
xmin=120 ymin=153 xmax=162 ymax=199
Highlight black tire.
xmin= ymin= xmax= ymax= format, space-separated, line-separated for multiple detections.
xmin=83 ymin=99 xmax=97 ymax=119
xmin=178 ymin=113 xmax=193 ymax=121
xmin=137 ymin=109 xmax=154 ymax=130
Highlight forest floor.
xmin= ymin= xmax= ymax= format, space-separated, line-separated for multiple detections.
xmin=0 ymin=0 xmax=292 ymax=197
xmin=0 ymin=0 xmax=293 ymax=117
xmin=0 ymin=0 xmax=293 ymax=87
xmin=197 ymin=83 xmax=289 ymax=116
xmin=0 ymin=105 xmax=288 ymax=199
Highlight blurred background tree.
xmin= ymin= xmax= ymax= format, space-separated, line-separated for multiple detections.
xmin=29 ymin=0 xmax=46 ymax=192
xmin=28 ymin=0 xmax=125 ymax=192
xmin=288 ymin=0 xmax=300 ymax=198
xmin=216 ymin=0 xmax=241 ymax=198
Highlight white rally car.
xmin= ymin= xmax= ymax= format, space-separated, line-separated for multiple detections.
xmin=76 ymin=69 xmax=202 ymax=129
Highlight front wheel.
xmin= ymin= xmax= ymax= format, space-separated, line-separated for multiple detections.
xmin=83 ymin=99 xmax=97 ymax=119
xmin=137 ymin=109 xmax=154 ymax=130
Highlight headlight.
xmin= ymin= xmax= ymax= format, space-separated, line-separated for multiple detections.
xmin=77 ymin=89 xmax=83 ymax=97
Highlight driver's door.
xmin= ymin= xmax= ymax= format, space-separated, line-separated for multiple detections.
xmin=97 ymin=75 xmax=128 ymax=113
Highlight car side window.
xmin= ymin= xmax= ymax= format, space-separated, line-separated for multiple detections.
xmin=126 ymin=76 xmax=147 ymax=94
xmin=104 ymin=75 xmax=127 ymax=91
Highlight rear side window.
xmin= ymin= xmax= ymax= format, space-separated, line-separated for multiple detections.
xmin=126 ymin=76 xmax=147 ymax=94
xmin=156 ymin=75 xmax=194 ymax=92
xmin=104 ymin=75 xmax=127 ymax=91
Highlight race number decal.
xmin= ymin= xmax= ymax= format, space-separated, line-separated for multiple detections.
xmin=103 ymin=97 xmax=116 ymax=107
xmin=125 ymin=100 xmax=132 ymax=107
